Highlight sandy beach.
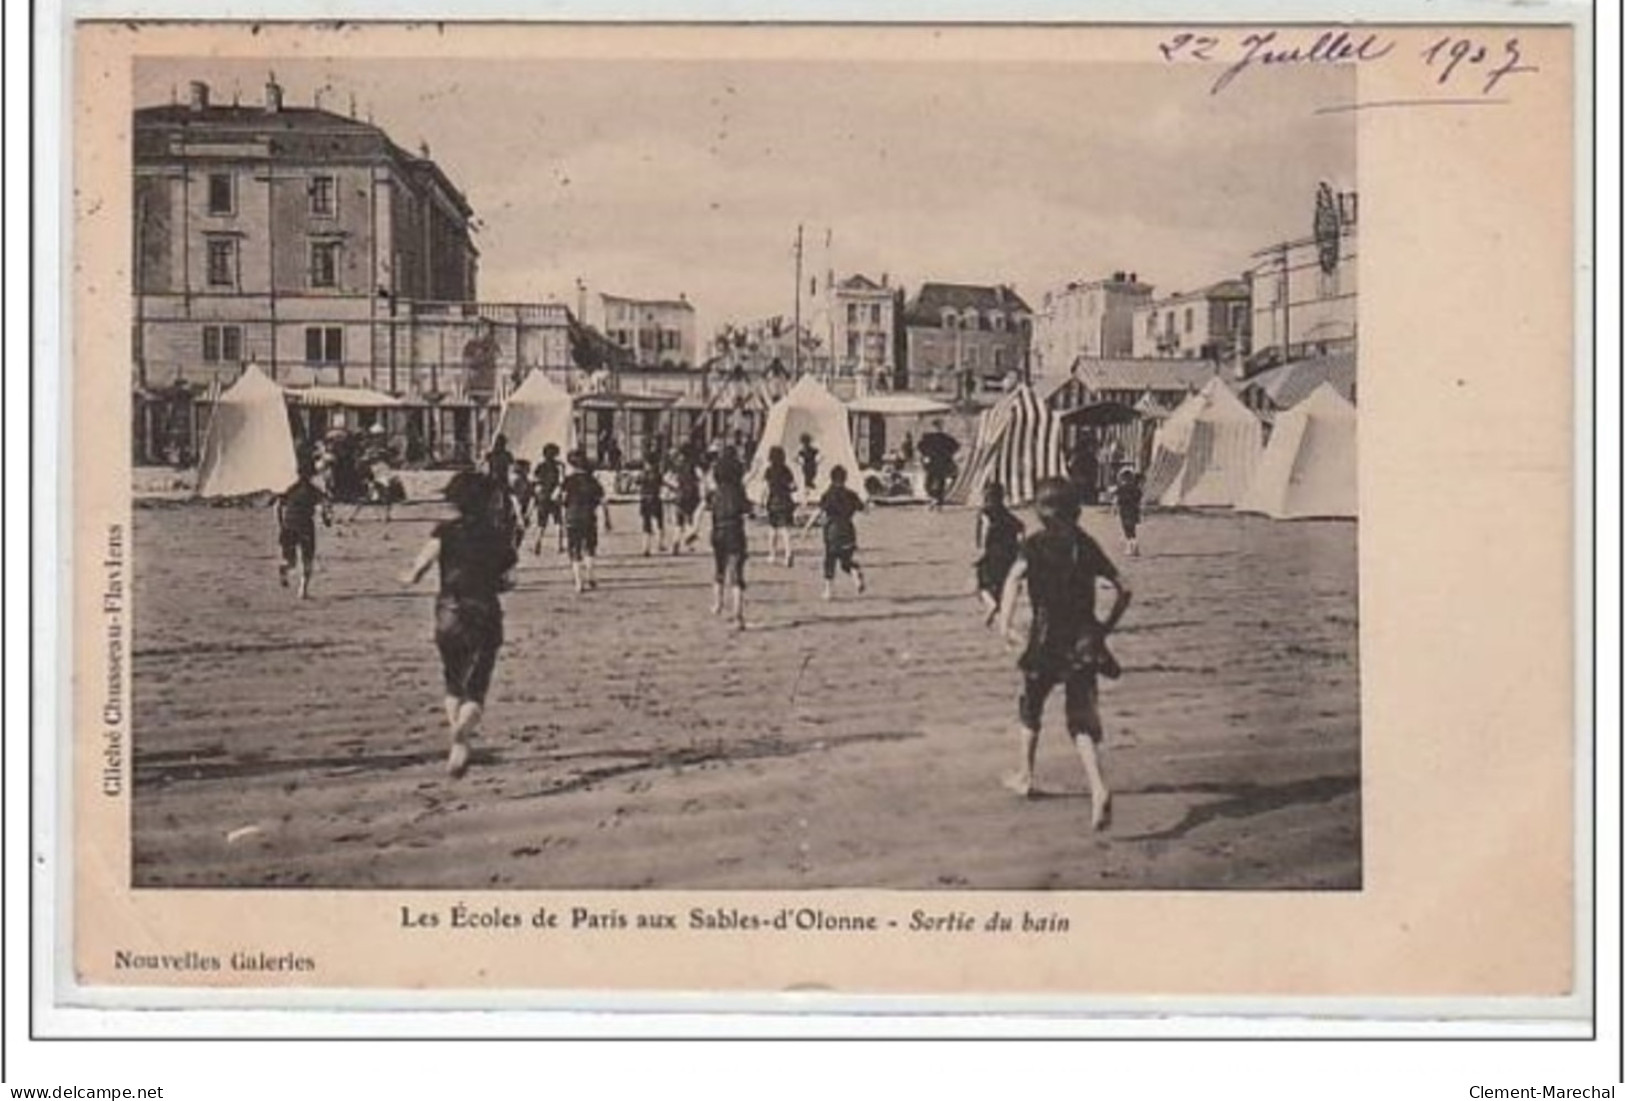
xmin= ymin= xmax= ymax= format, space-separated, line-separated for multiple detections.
xmin=130 ymin=499 xmax=1360 ymax=891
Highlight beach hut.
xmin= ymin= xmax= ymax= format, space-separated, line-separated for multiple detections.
xmin=1236 ymin=383 xmax=1356 ymax=519
xmin=946 ymin=383 xmax=1065 ymax=507
xmin=746 ymin=375 xmax=865 ymax=503
xmin=495 ymin=369 xmax=575 ymax=463
xmin=195 ymin=364 xmax=298 ymax=498
xmin=1143 ymin=378 xmax=1264 ymax=508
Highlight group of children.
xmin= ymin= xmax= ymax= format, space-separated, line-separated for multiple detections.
xmin=272 ymin=433 xmax=1141 ymax=831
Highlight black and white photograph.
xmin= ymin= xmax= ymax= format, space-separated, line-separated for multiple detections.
xmin=121 ymin=49 xmax=1365 ymax=893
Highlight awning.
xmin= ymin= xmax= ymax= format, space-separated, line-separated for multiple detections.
xmin=845 ymin=394 xmax=953 ymax=416
xmin=574 ymin=391 xmax=679 ymax=411
xmin=286 ymin=386 xmax=405 ymax=409
xmin=1058 ymin=401 xmax=1140 ymax=427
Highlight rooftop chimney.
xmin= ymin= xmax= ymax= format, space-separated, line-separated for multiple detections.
xmin=1130 ymin=272 xmax=1138 ymax=282
xmin=188 ymin=81 xmax=210 ymax=112
xmin=264 ymin=78 xmax=283 ymax=114
xmin=881 ymin=272 xmax=889 ymax=288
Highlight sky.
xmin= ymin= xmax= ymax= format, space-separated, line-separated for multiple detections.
xmin=136 ymin=57 xmax=1354 ymax=339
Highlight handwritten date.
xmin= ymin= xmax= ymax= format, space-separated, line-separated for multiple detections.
xmin=1158 ymin=28 xmax=1538 ymax=99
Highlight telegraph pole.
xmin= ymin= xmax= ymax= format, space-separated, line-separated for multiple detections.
xmin=793 ymin=224 xmax=804 ymax=376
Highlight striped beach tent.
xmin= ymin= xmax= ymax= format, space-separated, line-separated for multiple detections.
xmin=946 ymin=384 xmax=1064 ymax=507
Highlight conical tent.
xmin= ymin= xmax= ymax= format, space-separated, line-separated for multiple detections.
xmin=1145 ymin=378 xmax=1263 ymax=508
xmin=496 ymin=369 xmax=574 ymax=463
xmin=1237 ymin=383 xmax=1356 ymax=519
xmin=195 ymin=364 xmax=298 ymax=498
xmin=946 ymin=384 xmax=1065 ymax=507
xmin=746 ymin=375 xmax=866 ymax=503
xmin=1140 ymin=388 xmax=1204 ymax=503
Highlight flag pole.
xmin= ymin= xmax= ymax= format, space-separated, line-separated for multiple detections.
xmin=793 ymin=225 xmax=804 ymax=377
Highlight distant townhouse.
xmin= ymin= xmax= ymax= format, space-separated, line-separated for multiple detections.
xmin=830 ymin=273 xmax=901 ymax=387
xmin=1130 ymin=279 xmax=1252 ymax=363
xmin=902 ymin=282 xmax=1033 ymax=398
xmin=1032 ymin=271 xmax=1153 ymax=383
xmin=599 ymin=292 xmax=698 ymax=370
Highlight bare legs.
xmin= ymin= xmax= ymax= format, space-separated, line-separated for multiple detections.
xmin=443 ymin=696 xmax=482 ymax=778
xmin=1003 ymin=727 xmax=1112 ymax=831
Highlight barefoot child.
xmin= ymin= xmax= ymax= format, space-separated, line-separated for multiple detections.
xmin=1112 ymin=466 xmax=1144 ymax=557
xmin=274 ymin=459 xmax=333 ymax=599
xmin=693 ymin=447 xmax=751 ymax=628
xmin=509 ymin=460 xmax=535 ymax=551
xmin=637 ymin=452 xmax=668 ymax=556
xmin=974 ymin=480 xmax=1024 ymax=626
xmin=996 ymin=477 xmax=1131 ymax=830
xmin=805 ymin=465 xmax=866 ymax=600
xmin=762 ymin=445 xmax=798 ymax=566
xmin=796 ymin=432 xmax=820 ymax=498
xmin=401 ymin=471 xmax=518 ymax=778
xmin=531 ymin=443 xmax=565 ymax=555
xmin=561 ymin=450 xmax=611 ymax=593
xmin=670 ymin=444 xmax=703 ymax=555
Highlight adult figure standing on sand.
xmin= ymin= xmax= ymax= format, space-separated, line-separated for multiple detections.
xmin=918 ymin=419 xmax=960 ymax=510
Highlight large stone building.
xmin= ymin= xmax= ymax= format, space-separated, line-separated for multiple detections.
xmin=1130 ymin=279 xmax=1252 ymax=362
xmin=902 ymin=283 xmax=1033 ymax=398
xmin=133 ymin=79 xmax=499 ymax=392
xmin=599 ymin=293 xmax=698 ymax=369
xmin=1031 ymin=272 xmax=1153 ymax=383
xmin=132 ymin=79 xmax=579 ymax=465
xmin=1247 ymin=183 xmax=1358 ymax=365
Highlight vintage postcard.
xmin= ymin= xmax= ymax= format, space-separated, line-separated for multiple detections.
xmin=61 ymin=16 xmax=1583 ymax=1010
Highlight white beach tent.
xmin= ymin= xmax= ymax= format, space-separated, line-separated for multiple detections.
xmin=495 ymin=369 xmax=575 ymax=463
xmin=195 ymin=364 xmax=298 ymax=498
xmin=746 ymin=374 xmax=866 ymax=502
xmin=1237 ymin=383 xmax=1357 ymax=519
xmin=1144 ymin=378 xmax=1264 ymax=508
xmin=1139 ymin=387 xmax=1203 ymax=503
xmin=945 ymin=384 xmax=1065 ymax=507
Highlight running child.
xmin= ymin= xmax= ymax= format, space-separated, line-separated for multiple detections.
xmin=509 ymin=459 xmax=535 ymax=551
xmin=995 ymin=477 xmax=1131 ymax=829
xmin=531 ymin=443 xmax=565 ymax=555
xmin=1112 ymin=467 xmax=1144 ymax=557
xmin=401 ymin=471 xmax=518 ymax=779
xmin=974 ymin=480 xmax=1024 ymax=626
xmin=670 ymin=444 xmax=703 ymax=555
xmin=637 ymin=452 xmax=668 ymax=556
xmin=692 ymin=447 xmax=750 ymax=628
xmin=797 ymin=433 xmax=820 ymax=496
xmin=762 ymin=445 xmax=798 ymax=566
xmin=274 ymin=458 xmax=333 ymax=600
xmin=804 ymin=465 xmax=866 ymax=600
xmin=560 ymin=450 xmax=611 ymax=593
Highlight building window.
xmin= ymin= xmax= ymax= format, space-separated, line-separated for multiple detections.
xmin=847 ymin=303 xmax=859 ymax=325
xmin=868 ymin=304 xmax=881 ymax=326
xmin=963 ymin=310 xmax=979 ymax=331
xmin=309 ymin=175 xmax=336 ymax=217
xmin=992 ymin=313 xmax=1006 ymax=332
xmin=305 ymin=326 xmax=343 ymax=364
xmin=201 ymin=324 xmax=243 ymax=363
xmin=206 ymin=173 xmax=234 ymax=216
xmin=309 ymin=242 xmax=341 ymax=289
xmin=205 ymin=238 xmax=236 ymax=287
xmin=1145 ymin=314 xmax=1156 ymax=336
xmin=965 ymin=346 xmax=979 ymax=368
xmin=942 ymin=312 xmax=958 ymax=329
xmin=993 ymin=347 xmax=1006 ymax=370
xmin=1184 ymin=307 xmax=1194 ymax=333
xmin=846 ymin=332 xmax=860 ymax=359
